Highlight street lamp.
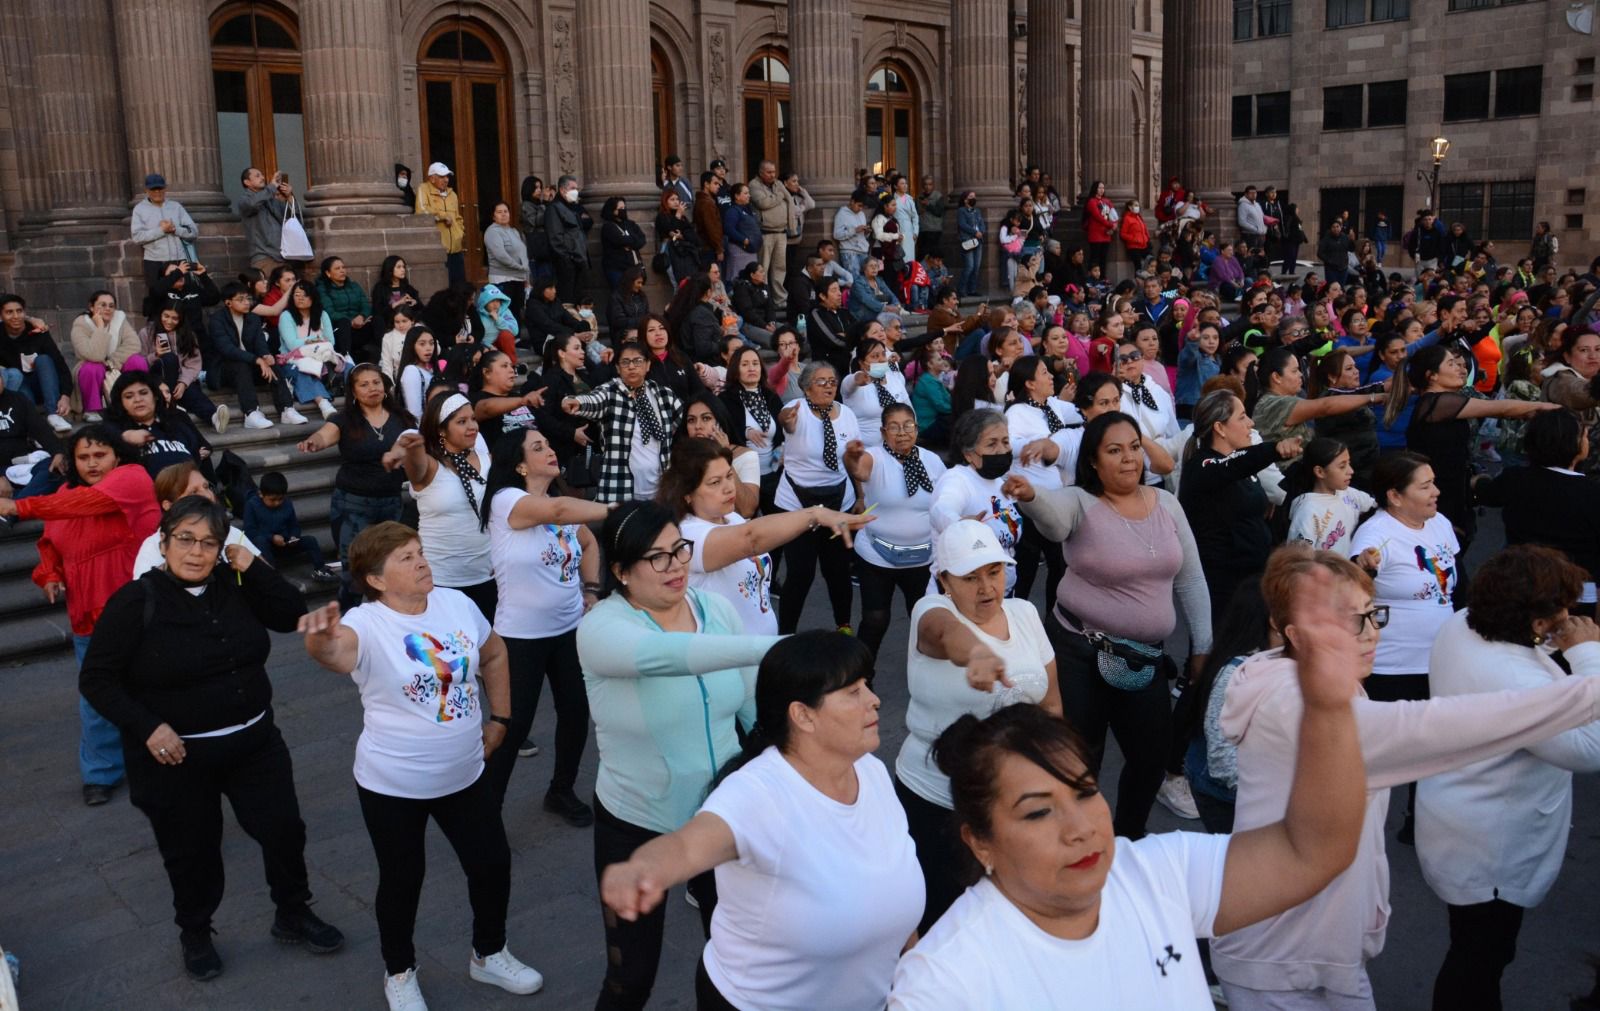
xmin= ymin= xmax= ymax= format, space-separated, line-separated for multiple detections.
xmin=1418 ymin=136 xmax=1451 ymax=211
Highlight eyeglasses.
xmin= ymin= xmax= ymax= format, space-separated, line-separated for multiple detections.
xmin=1116 ymin=351 xmax=1143 ymax=363
xmin=809 ymin=377 xmax=839 ymax=388
xmin=639 ymin=539 xmax=693 ymax=572
xmin=169 ymin=532 xmax=223 ymax=554
xmin=882 ymin=422 xmax=918 ymax=434
xmin=1351 ymin=606 xmax=1390 ymax=635
xmin=617 ymin=358 xmax=649 ymax=368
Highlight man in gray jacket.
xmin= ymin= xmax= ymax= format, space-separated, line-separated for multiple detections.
xmin=234 ymin=167 xmax=294 ymax=273
xmin=131 ymin=173 xmax=198 ymax=303
xmin=748 ymin=160 xmax=791 ymax=310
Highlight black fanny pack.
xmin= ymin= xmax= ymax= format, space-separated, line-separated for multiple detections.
xmin=785 ymin=474 xmax=847 ymax=512
xmin=1056 ymin=603 xmax=1167 ymax=692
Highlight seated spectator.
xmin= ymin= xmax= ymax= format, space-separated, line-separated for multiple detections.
xmin=207 ymin=282 xmax=304 ymax=429
xmin=137 ymin=306 xmax=228 ymax=434
xmin=0 ymin=377 xmax=66 ymax=501
xmin=606 ymin=265 xmax=649 ymax=341
xmin=851 ymin=257 xmax=901 ymax=323
xmin=103 ymin=371 xmax=212 ymax=478
xmin=315 ymin=256 xmax=373 ymax=359
xmin=0 ymin=292 xmax=73 ymax=432
xmin=244 ymin=471 xmax=337 ymax=582
xmin=378 ymin=304 xmax=419 ymax=382
xmin=69 ymin=290 xmax=149 ymax=422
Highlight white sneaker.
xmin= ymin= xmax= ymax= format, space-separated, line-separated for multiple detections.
xmin=383 ymin=966 xmax=428 ymax=1011
xmin=242 ymin=409 xmax=274 ymax=430
xmin=211 ymin=404 xmax=231 ymax=434
xmin=469 ymin=947 xmax=543 ymax=995
xmin=83 ymin=411 xmax=102 ymax=423
xmin=47 ymin=414 xmax=71 ymax=434
xmin=316 ymin=397 xmax=337 ymax=419
xmin=517 ymin=740 xmax=540 ymax=758
xmin=281 ymin=407 xmax=310 ymax=425
xmin=1157 ymin=774 xmax=1201 ymax=820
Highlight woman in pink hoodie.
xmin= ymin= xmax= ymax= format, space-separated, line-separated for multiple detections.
xmin=1212 ymin=546 xmax=1600 ymax=1010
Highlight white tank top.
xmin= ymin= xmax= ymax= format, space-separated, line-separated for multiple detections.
xmin=414 ymin=434 xmax=493 ymax=587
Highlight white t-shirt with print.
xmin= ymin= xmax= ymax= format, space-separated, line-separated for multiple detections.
xmin=487 ymin=488 xmax=585 ymax=640
xmin=1350 ymin=510 xmax=1460 ymax=676
xmin=889 ymin=832 xmax=1230 ymax=1010
xmin=928 ymin=465 xmax=1023 ymax=592
xmin=1287 ymin=488 xmax=1376 ymax=557
xmin=341 ymin=588 xmax=492 ymax=799
xmin=680 ymin=512 xmax=775 ymax=636
xmin=701 ymin=748 xmax=924 ymax=1011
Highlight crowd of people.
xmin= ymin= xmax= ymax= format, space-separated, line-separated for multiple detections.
xmin=4 ymin=154 xmax=1600 ymax=1011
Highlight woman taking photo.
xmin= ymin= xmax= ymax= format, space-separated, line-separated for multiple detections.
xmin=70 ymin=290 xmax=148 ymax=422
xmin=298 ymin=522 xmax=540 ymax=1010
xmin=80 ymin=497 xmax=341 ymax=981
xmin=103 ymin=370 xmax=212 ymax=478
xmin=898 ymin=520 xmax=1061 ymax=934
xmin=478 ymin=429 xmax=608 ymax=825
xmin=840 ymin=337 xmax=912 ymax=449
xmin=0 ymin=425 xmax=159 ymax=805
xmin=718 ymin=345 xmax=785 ymax=520
xmin=561 ymin=342 xmax=686 ymax=504
xmin=844 ymin=404 xmax=947 ymax=660
xmin=654 ymin=189 xmax=701 ymax=286
xmin=602 ymin=632 xmax=923 ymax=1011
xmin=576 ymin=501 xmax=784 ymax=1010
xmin=139 ymin=305 xmax=228 ymax=433
xmin=1009 ymin=411 xmax=1213 ymax=839
xmin=774 ymin=361 xmax=863 ymax=635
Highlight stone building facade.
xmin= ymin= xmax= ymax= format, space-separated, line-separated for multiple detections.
xmin=1231 ymin=0 xmax=1598 ymax=266
xmin=0 ymin=0 xmax=1263 ymax=312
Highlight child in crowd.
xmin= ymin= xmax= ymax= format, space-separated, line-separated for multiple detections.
xmin=396 ymin=327 xmax=440 ymax=421
xmin=378 ymin=305 xmax=416 ymax=382
xmin=1285 ymin=438 xmax=1376 ymax=557
xmin=1176 ymin=321 xmax=1222 ymax=421
xmin=243 ymin=471 xmax=337 ymax=582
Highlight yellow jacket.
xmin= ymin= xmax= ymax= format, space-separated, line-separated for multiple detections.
xmin=415 ymin=185 xmax=465 ymax=254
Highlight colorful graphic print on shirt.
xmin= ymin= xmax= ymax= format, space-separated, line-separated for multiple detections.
xmin=1411 ymin=543 xmax=1456 ymax=604
xmin=539 ymin=523 xmax=583 ymax=584
xmin=401 ymin=630 xmax=478 ymax=723
xmin=986 ymin=495 xmax=1023 ymax=552
xmin=738 ymin=552 xmax=773 ymax=614
xmin=1301 ymin=507 xmax=1347 ymax=552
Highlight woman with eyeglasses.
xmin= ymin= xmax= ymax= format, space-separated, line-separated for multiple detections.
xmin=576 ymin=501 xmax=784 ymax=1010
xmin=561 ymin=342 xmax=686 ymax=504
xmin=1112 ymin=340 xmax=1180 ymax=485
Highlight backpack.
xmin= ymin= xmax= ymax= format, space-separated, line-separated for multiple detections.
xmin=1401 ymin=228 xmax=1418 ymax=256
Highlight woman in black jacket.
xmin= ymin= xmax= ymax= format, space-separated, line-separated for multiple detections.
xmin=599 ymin=196 xmax=647 ymax=289
xmin=666 ymin=273 xmax=727 ymax=365
xmin=731 ymin=262 xmax=775 ymax=331
xmin=606 ymin=265 xmax=650 ymax=340
xmin=524 ymin=276 xmax=589 ymax=353
xmin=533 ymin=332 xmax=602 ymax=487
xmin=368 ymin=255 xmax=422 ymax=337
xmin=654 ymin=189 xmax=700 ymax=287
xmin=639 ymin=311 xmax=706 ymax=401
xmin=78 ymin=496 xmax=343 ymax=980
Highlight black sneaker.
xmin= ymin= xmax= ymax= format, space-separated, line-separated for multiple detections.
xmin=81 ymin=783 xmax=115 ymax=806
xmin=543 ymin=787 xmax=595 ymax=827
xmin=180 ymin=928 xmax=223 ymax=980
xmin=271 ymin=906 xmax=345 ymax=954
xmin=310 ymin=567 xmax=340 ymax=584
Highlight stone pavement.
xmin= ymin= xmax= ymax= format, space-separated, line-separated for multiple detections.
xmin=6 ymin=514 xmax=1600 ymax=1009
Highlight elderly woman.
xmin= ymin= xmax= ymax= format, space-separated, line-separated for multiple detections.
xmin=298 ymin=522 xmax=539 ymax=1009
xmin=897 ymin=520 xmax=1061 ymax=934
xmin=774 ymin=361 xmax=864 ymax=634
xmin=840 ymin=337 xmax=913 ymax=449
xmin=79 ymin=496 xmax=340 ymax=981
xmin=844 ymin=403 xmax=948 ymax=659
xmin=851 ymin=257 xmax=901 ymax=323
xmin=576 ymin=501 xmax=784 ymax=1010
xmin=0 ymin=424 xmax=159 ymax=804
xmin=103 ymin=370 xmax=212 ymax=477
xmin=1009 ymin=411 xmax=1213 ymax=839
xmin=561 ymin=342 xmax=686 ymax=503
xmin=602 ymin=632 xmax=923 ymax=1011
xmin=70 ymin=290 xmax=149 ymax=420
xmin=931 ymin=410 xmax=1025 ymax=595
xmin=889 ymin=553 xmax=1373 ymax=1009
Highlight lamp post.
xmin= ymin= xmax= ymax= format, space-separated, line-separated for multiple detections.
xmin=1418 ymin=136 xmax=1450 ymax=211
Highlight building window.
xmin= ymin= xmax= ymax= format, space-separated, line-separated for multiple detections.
xmin=1370 ymin=0 xmax=1409 ymax=20
xmin=1579 ymin=57 xmax=1596 ymax=75
xmin=1232 ymin=93 xmax=1290 ymax=136
xmin=1487 ymin=181 xmax=1535 ymax=239
xmin=1568 ymin=214 xmax=1586 ymax=230
xmin=1577 ymin=83 xmax=1595 ymax=102
xmin=651 ymin=44 xmax=675 ymax=173
xmin=210 ymin=1 xmax=304 ymax=208
xmin=1366 ymin=81 xmax=1407 ymax=126
xmin=1443 ymin=71 xmax=1491 ymax=121
xmin=1327 ymin=0 xmax=1407 ymax=27
xmin=865 ymin=64 xmax=918 ymax=182
xmin=742 ymin=49 xmax=791 ymax=181
xmin=1232 ymin=95 xmax=1254 ymax=137
xmin=1322 ymin=85 xmax=1364 ymax=130
xmin=1317 ymin=185 xmax=1403 ymax=238
xmin=1319 ymin=187 xmax=1361 ymax=234
xmin=1494 ymin=66 xmax=1542 ymax=117
xmin=1439 ymin=183 xmax=1485 ymax=236
xmin=1569 ymin=188 xmax=1588 ymax=205
xmin=1235 ymin=0 xmax=1293 ymax=39
xmin=1449 ymin=0 xmax=1533 ymax=8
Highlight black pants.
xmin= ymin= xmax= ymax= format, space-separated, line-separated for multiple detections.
xmin=758 ymin=470 xmax=785 ymax=584
xmin=1433 ymin=898 xmax=1525 ymax=1011
xmin=1087 ymin=241 xmax=1110 ymax=274
xmin=1365 ymin=672 xmax=1430 ymax=821
xmin=555 ymin=258 xmax=587 ymax=306
xmin=486 ymin=631 xmax=588 ymax=803
xmin=149 ymin=352 xmax=221 ymax=423
xmin=447 ymin=578 xmax=499 ymax=627
xmin=257 ymin=536 xmax=327 ymax=570
xmin=356 ymin=774 xmax=511 ymax=975
xmin=221 ymin=358 xmax=292 ymax=415
xmin=776 ymin=519 xmax=854 ymax=634
xmin=593 ymin=798 xmax=716 ymax=1011
xmin=125 ymin=715 xmax=312 ymax=933
xmin=695 ymin=955 xmax=740 ymax=1010
xmin=856 ymin=559 xmax=930 ymax=661
xmin=895 ymin=777 xmax=966 ymax=936
xmin=1013 ymin=519 xmax=1064 ymax=606
xmin=1047 ymin=611 xmax=1170 ymax=840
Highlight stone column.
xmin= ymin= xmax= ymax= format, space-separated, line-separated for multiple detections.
xmin=1080 ymin=0 xmax=1135 ymax=205
xmin=790 ymin=0 xmax=858 ymax=208
xmin=30 ymin=0 xmax=129 ymax=231
xmin=1026 ymin=0 xmax=1072 ymax=184
xmin=1183 ymin=0 xmax=1235 ymax=232
xmin=1160 ymin=0 xmax=1189 ymax=190
xmin=950 ymin=0 xmax=1012 ymax=290
xmin=575 ymin=0 xmax=655 ymax=197
xmin=111 ymin=0 xmax=229 ymax=220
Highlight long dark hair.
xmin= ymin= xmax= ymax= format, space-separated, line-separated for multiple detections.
xmin=104 ymin=370 xmax=168 ymax=427
xmin=664 ymin=275 xmax=713 ymax=346
xmin=478 ymin=426 xmax=541 ymax=532
xmin=64 ymin=423 xmax=138 ymax=486
xmin=599 ymin=500 xmax=678 ymax=597
xmin=150 ymin=304 xmax=199 ymax=359
xmin=397 ymin=326 xmax=438 ymax=376
xmin=1075 ymin=410 xmax=1144 ymax=492
xmin=1006 ymin=355 xmax=1045 ymax=406
xmin=713 ymin=631 xmax=874 ymax=787
xmin=339 ymin=362 xmax=413 ymax=444
xmin=376 ymin=255 xmax=406 ymax=291
xmin=285 ymin=281 xmax=323 ymax=330
xmin=1278 ymin=436 xmax=1348 ymax=516
xmin=950 ymin=356 xmax=994 ymax=419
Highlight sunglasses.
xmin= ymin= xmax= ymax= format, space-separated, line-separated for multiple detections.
xmin=1116 ymin=351 xmax=1143 ymax=363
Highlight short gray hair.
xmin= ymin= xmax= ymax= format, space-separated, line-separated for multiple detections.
xmin=798 ymin=360 xmax=837 ymax=391
xmin=875 ymin=311 xmax=902 ymax=331
xmin=948 ymin=407 xmax=1007 ymax=465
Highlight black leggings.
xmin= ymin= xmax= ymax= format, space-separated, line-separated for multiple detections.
xmin=486 ymin=630 xmax=588 ymax=802
xmin=356 ymin=774 xmax=511 ymax=975
xmin=447 ymin=578 xmax=500 ymax=627
xmin=895 ymin=776 xmax=967 ymax=936
xmin=695 ymin=955 xmax=741 ymax=1010
xmin=856 ymin=559 xmax=930 ymax=660
xmin=1364 ymin=672 xmax=1430 ymax=818
xmin=1013 ymin=519 xmax=1064 ymax=606
xmin=592 ymin=798 xmax=716 ymax=1011
xmin=1433 ymin=898 xmax=1525 ymax=1011
xmin=776 ymin=518 xmax=854 ymax=634
xmin=758 ymin=470 xmax=785 ymax=583
xmin=1047 ymin=611 xmax=1170 ymax=840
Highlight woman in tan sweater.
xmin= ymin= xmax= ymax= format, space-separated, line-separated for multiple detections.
xmin=70 ymin=290 xmax=147 ymax=420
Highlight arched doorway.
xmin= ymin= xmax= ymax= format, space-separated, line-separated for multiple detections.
xmin=210 ymin=1 xmax=305 ymax=209
xmin=742 ymin=49 xmax=790 ymax=180
xmin=418 ymin=18 xmax=515 ymax=281
xmin=652 ymin=43 xmax=675 ymax=174
xmin=865 ymin=63 xmax=917 ymax=182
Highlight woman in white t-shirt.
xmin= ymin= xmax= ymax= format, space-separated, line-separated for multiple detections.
xmin=930 ymin=410 xmax=1024 ymax=595
xmin=601 ymin=631 xmax=924 ymax=1011
xmin=297 ymin=522 xmax=542 ymax=1011
xmin=477 ymin=428 xmax=611 ymax=826
xmin=1005 ymin=356 xmax=1081 ymax=604
xmin=1285 ymin=438 xmax=1376 ymax=557
xmin=896 ymin=520 xmax=1060 ymax=934
xmin=130 ymin=461 xmax=259 ymax=577
xmin=658 ymin=438 xmax=869 ymax=637
xmin=888 ymin=569 xmax=1374 ymax=1010
xmin=679 ymin=393 xmax=759 ymax=518
xmin=383 ymin=393 xmax=497 ymax=622
xmin=843 ymin=402 xmax=947 ymax=660
xmin=839 ymin=337 xmax=913 ymax=448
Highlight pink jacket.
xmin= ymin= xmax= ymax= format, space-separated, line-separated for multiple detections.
xmin=1210 ymin=648 xmax=1600 ymax=996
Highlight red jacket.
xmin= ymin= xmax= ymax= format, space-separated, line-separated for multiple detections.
xmin=1119 ymin=212 xmax=1150 ymax=252
xmin=19 ymin=464 xmax=159 ymax=635
xmin=1084 ymin=197 xmax=1116 ymax=244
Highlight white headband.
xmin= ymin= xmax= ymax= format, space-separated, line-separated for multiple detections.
xmin=439 ymin=393 xmax=471 ymax=422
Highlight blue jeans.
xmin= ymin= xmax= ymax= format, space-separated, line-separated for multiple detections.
xmin=13 ymin=457 xmax=62 ymax=499
xmin=909 ymin=286 xmax=930 ymax=310
xmin=75 ymin=634 xmax=125 ymax=786
xmin=328 ymin=488 xmax=404 ymax=609
xmin=840 ymin=250 xmax=867 ymax=281
xmin=276 ymin=364 xmax=331 ymax=406
xmin=960 ymin=246 xmax=982 ymax=296
xmin=3 ymin=365 xmax=62 ymax=413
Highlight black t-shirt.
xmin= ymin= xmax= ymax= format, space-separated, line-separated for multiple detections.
xmin=332 ymin=410 xmax=407 ymax=497
xmin=469 ymin=389 xmax=539 ymax=453
xmin=0 ymin=388 xmax=62 ymax=463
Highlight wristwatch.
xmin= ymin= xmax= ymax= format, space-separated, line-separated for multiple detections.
xmin=488 ymin=714 xmax=511 ymax=728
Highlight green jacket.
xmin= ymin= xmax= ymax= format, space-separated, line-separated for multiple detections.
xmin=314 ymin=277 xmax=372 ymax=323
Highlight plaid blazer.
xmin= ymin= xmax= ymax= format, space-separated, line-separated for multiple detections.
xmin=570 ymin=378 xmax=683 ymax=503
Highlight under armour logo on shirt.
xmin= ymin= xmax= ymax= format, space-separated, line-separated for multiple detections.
xmin=1155 ymin=944 xmax=1182 ymax=977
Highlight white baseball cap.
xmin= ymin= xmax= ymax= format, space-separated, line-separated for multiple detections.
xmin=426 ymin=162 xmax=451 ymax=178
xmin=936 ymin=520 xmax=1014 ymax=577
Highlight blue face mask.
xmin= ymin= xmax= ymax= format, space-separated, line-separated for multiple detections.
xmin=869 ymin=362 xmax=889 ymax=380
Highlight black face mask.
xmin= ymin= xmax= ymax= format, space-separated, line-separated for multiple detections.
xmin=976 ymin=451 xmax=1013 ymax=480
